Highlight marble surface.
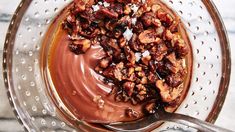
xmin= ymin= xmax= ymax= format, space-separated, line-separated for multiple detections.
xmin=0 ymin=0 xmax=234 ymax=131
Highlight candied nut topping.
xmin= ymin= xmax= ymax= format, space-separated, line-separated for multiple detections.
xmin=63 ymin=0 xmax=190 ymax=116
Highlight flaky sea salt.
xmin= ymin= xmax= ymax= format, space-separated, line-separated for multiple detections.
xmin=131 ymin=4 xmax=139 ymax=13
xmin=98 ymin=1 xmax=103 ymax=5
xmin=142 ymin=50 xmax=150 ymax=57
xmin=123 ymin=27 xmax=133 ymax=41
xmin=131 ymin=18 xmax=137 ymax=25
xmin=103 ymin=1 xmax=110 ymax=7
xmin=92 ymin=4 xmax=100 ymax=12
xmin=135 ymin=52 xmax=142 ymax=62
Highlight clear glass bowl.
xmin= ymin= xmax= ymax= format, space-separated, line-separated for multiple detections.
xmin=2 ymin=0 xmax=231 ymax=131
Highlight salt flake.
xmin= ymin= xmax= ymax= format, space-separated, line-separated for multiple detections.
xmin=135 ymin=52 xmax=141 ymax=62
xmin=98 ymin=1 xmax=103 ymax=5
xmin=131 ymin=18 xmax=137 ymax=25
xmin=103 ymin=1 xmax=110 ymax=7
xmin=123 ymin=27 xmax=133 ymax=41
xmin=131 ymin=4 xmax=139 ymax=13
xmin=92 ymin=5 xmax=100 ymax=12
xmin=142 ymin=50 xmax=150 ymax=57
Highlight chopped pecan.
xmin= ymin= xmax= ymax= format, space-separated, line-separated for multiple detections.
xmin=123 ymin=82 xmax=135 ymax=96
xmin=165 ymin=14 xmax=174 ymax=26
xmin=156 ymin=80 xmax=170 ymax=102
xmin=165 ymin=62 xmax=179 ymax=74
xmin=151 ymin=4 xmax=161 ymax=13
xmin=96 ymin=8 xmax=118 ymax=19
xmin=119 ymin=37 xmax=127 ymax=48
xmin=68 ymin=39 xmax=91 ymax=54
xmin=140 ymin=76 xmax=148 ymax=84
xmin=105 ymin=20 xmax=117 ymax=31
xmin=148 ymin=72 xmax=158 ymax=83
xmin=157 ymin=9 xmax=167 ymax=21
xmin=109 ymin=62 xmax=124 ymax=81
xmin=128 ymin=67 xmax=135 ymax=76
xmin=79 ymin=28 xmax=100 ymax=38
xmin=73 ymin=0 xmax=87 ymax=12
xmin=136 ymin=84 xmax=146 ymax=92
xmin=100 ymin=27 xmax=107 ymax=35
xmin=103 ymin=66 xmax=115 ymax=78
xmin=169 ymin=19 xmax=179 ymax=33
xmin=99 ymin=57 xmax=111 ymax=68
xmin=164 ymin=29 xmax=173 ymax=41
xmin=141 ymin=55 xmax=151 ymax=65
xmin=118 ymin=15 xmax=132 ymax=28
xmin=112 ymin=3 xmax=123 ymax=15
xmin=166 ymin=69 xmax=186 ymax=87
xmin=165 ymin=73 xmax=183 ymax=87
xmin=79 ymin=8 xmax=96 ymax=22
xmin=136 ymin=84 xmax=147 ymax=95
xmin=113 ymin=69 xmax=123 ymax=81
xmin=141 ymin=12 xmax=155 ymax=27
xmin=102 ymin=38 xmax=121 ymax=59
xmin=135 ymin=66 xmax=142 ymax=72
xmin=166 ymin=52 xmax=177 ymax=66
xmin=151 ymin=43 xmax=168 ymax=61
xmin=124 ymin=5 xmax=131 ymax=15
xmin=166 ymin=52 xmax=181 ymax=73
xmin=126 ymin=73 xmax=137 ymax=82
xmin=138 ymin=29 xmax=158 ymax=44
xmin=133 ymin=21 xmax=144 ymax=34
xmin=171 ymin=35 xmax=189 ymax=57
xmin=155 ymin=26 xmax=165 ymax=37
xmin=156 ymin=61 xmax=169 ymax=78
xmin=152 ymin=19 xmax=161 ymax=28
xmin=129 ymin=34 xmax=141 ymax=51
xmin=113 ymin=30 xmax=122 ymax=38
xmin=66 ymin=14 xmax=76 ymax=25
xmin=149 ymin=60 xmax=156 ymax=72
xmin=124 ymin=46 xmax=136 ymax=65
xmin=156 ymin=80 xmax=183 ymax=103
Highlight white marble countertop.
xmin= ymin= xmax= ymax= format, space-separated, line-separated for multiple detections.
xmin=0 ymin=0 xmax=234 ymax=131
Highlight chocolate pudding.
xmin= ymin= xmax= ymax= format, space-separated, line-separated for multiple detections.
xmin=41 ymin=0 xmax=192 ymax=130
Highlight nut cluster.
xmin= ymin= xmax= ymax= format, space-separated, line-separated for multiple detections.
xmin=63 ymin=0 xmax=189 ymax=114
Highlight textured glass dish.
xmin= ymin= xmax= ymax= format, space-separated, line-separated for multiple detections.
xmin=2 ymin=0 xmax=230 ymax=131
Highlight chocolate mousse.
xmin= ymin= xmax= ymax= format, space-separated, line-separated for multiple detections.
xmin=42 ymin=0 xmax=192 ymax=128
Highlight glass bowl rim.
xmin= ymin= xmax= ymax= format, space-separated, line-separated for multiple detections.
xmin=2 ymin=0 xmax=231 ymax=131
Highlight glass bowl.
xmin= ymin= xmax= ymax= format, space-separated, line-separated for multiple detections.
xmin=2 ymin=0 xmax=231 ymax=131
